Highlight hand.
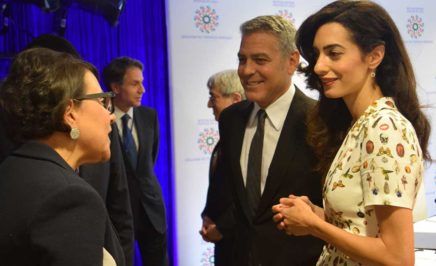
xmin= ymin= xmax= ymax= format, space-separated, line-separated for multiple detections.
xmin=272 ymin=203 xmax=286 ymax=229
xmin=199 ymin=216 xmax=223 ymax=243
xmin=292 ymin=195 xmax=325 ymax=221
xmin=280 ymin=195 xmax=325 ymax=221
xmin=272 ymin=203 xmax=287 ymax=232
xmin=272 ymin=196 xmax=321 ymax=236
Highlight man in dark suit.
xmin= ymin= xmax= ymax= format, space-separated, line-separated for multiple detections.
xmin=202 ymin=15 xmax=325 ymax=265
xmin=79 ymin=125 xmax=134 ymax=266
xmin=0 ymin=34 xmax=135 ymax=266
xmin=103 ymin=57 xmax=168 ymax=266
xmin=200 ymin=70 xmax=245 ymax=266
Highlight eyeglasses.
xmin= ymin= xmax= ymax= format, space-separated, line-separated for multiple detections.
xmin=73 ymin=91 xmax=115 ymax=114
xmin=209 ymin=93 xmax=230 ymax=105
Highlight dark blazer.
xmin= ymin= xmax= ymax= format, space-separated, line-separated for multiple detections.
xmin=202 ymin=141 xmax=235 ymax=266
xmin=0 ymin=142 xmax=125 ymax=266
xmin=0 ymin=107 xmax=18 ymax=164
xmin=202 ymin=141 xmax=224 ymax=219
xmin=216 ymin=88 xmax=324 ymax=266
xmin=122 ymin=106 xmax=167 ymax=234
xmin=80 ymin=124 xmax=134 ymax=266
xmin=0 ymin=111 xmax=134 ymax=265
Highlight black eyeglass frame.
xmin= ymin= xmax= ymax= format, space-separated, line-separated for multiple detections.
xmin=73 ymin=91 xmax=115 ymax=114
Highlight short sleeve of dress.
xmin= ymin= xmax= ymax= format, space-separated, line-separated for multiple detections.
xmin=360 ymin=109 xmax=423 ymax=209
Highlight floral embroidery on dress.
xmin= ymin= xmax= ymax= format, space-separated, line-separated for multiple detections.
xmin=317 ymin=97 xmax=424 ymax=266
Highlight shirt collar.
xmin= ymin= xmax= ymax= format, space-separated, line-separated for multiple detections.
xmin=249 ymin=83 xmax=295 ymax=131
xmin=114 ymin=106 xmax=134 ymax=122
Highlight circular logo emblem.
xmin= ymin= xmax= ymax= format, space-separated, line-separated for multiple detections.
xmin=407 ymin=15 xmax=424 ymax=39
xmin=277 ymin=10 xmax=296 ymax=24
xmin=198 ymin=127 xmax=219 ymax=154
xmin=200 ymin=246 xmax=215 ymax=266
xmin=194 ymin=6 xmax=219 ymax=33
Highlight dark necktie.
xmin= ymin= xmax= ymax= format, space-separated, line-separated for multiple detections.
xmin=122 ymin=114 xmax=138 ymax=169
xmin=246 ymin=109 xmax=266 ymax=218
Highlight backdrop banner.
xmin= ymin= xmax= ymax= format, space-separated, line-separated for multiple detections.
xmin=166 ymin=1 xmax=436 ymax=265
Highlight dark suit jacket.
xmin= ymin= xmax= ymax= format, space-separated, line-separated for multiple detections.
xmin=0 ymin=110 xmax=134 ymax=265
xmin=0 ymin=142 xmax=125 ymax=266
xmin=202 ymin=141 xmax=235 ymax=266
xmin=202 ymin=141 xmax=222 ymax=219
xmin=216 ymin=88 xmax=324 ymax=266
xmin=202 ymin=141 xmax=235 ymax=231
xmin=0 ymin=107 xmax=18 ymax=164
xmin=80 ymin=124 xmax=134 ymax=266
xmin=121 ymin=106 xmax=166 ymax=234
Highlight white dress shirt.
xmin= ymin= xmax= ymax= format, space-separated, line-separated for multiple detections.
xmin=114 ymin=106 xmax=139 ymax=151
xmin=240 ymin=84 xmax=295 ymax=194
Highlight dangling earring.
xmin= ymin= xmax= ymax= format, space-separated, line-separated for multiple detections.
xmin=70 ymin=128 xmax=80 ymax=140
xmin=370 ymin=71 xmax=376 ymax=78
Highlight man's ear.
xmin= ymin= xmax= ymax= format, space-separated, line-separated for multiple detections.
xmin=368 ymin=44 xmax=385 ymax=70
xmin=287 ymin=50 xmax=300 ymax=75
xmin=64 ymin=100 xmax=78 ymax=129
xmin=111 ymin=82 xmax=121 ymax=94
xmin=231 ymin=92 xmax=243 ymax=103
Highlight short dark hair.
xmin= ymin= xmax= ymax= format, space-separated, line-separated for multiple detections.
xmin=102 ymin=57 xmax=143 ymax=91
xmin=25 ymin=34 xmax=81 ymax=58
xmin=0 ymin=48 xmax=98 ymax=142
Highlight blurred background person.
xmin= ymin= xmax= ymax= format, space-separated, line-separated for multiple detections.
xmin=200 ymin=69 xmax=245 ymax=266
xmin=103 ymin=57 xmax=168 ymax=266
xmin=0 ymin=48 xmax=124 ymax=265
xmin=272 ymin=1 xmax=431 ymax=265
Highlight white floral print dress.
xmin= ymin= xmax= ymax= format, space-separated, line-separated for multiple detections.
xmin=317 ymin=97 xmax=424 ymax=266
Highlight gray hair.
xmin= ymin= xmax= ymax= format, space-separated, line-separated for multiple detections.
xmin=240 ymin=15 xmax=297 ymax=55
xmin=207 ymin=70 xmax=246 ymax=100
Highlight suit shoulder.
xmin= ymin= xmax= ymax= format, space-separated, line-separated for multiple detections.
xmin=136 ymin=105 xmax=156 ymax=113
xmin=296 ymin=88 xmax=317 ymax=104
xmin=220 ymin=100 xmax=251 ymax=119
xmin=293 ymin=89 xmax=317 ymax=115
xmin=135 ymin=106 xmax=157 ymax=117
xmin=0 ymin=157 xmax=103 ymax=215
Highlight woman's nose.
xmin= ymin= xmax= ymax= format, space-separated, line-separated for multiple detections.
xmin=314 ymin=55 xmax=328 ymax=76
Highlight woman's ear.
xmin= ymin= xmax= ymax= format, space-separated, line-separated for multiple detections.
xmin=64 ymin=100 xmax=79 ymax=129
xmin=368 ymin=44 xmax=385 ymax=70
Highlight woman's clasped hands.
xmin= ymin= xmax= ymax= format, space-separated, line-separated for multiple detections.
xmin=272 ymin=195 xmax=325 ymax=237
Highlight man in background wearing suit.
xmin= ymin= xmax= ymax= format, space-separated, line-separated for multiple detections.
xmin=103 ymin=57 xmax=168 ymax=266
xmin=0 ymin=34 xmax=134 ymax=266
xmin=200 ymin=70 xmax=246 ymax=266
xmin=202 ymin=16 xmax=325 ymax=265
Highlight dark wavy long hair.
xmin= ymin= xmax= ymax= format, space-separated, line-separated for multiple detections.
xmin=0 ymin=48 xmax=98 ymax=142
xmin=296 ymin=0 xmax=431 ymax=176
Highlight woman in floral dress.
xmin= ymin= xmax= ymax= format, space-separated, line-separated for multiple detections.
xmin=272 ymin=1 xmax=431 ymax=265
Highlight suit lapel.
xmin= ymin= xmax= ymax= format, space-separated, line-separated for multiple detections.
xmin=133 ymin=108 xmax=145 ymax=175
xmin=229 ymin=102 xmax=254 ymax=220
xmin=256 ymin=89 xmax=307 ymax=217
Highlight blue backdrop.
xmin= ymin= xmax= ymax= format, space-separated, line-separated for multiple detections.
xmin=0 ymin=1 xmax=176 ymax=265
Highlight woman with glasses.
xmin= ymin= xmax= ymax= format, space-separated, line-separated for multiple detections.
xmin=0 ymin=48 xmax=124 ymax=266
